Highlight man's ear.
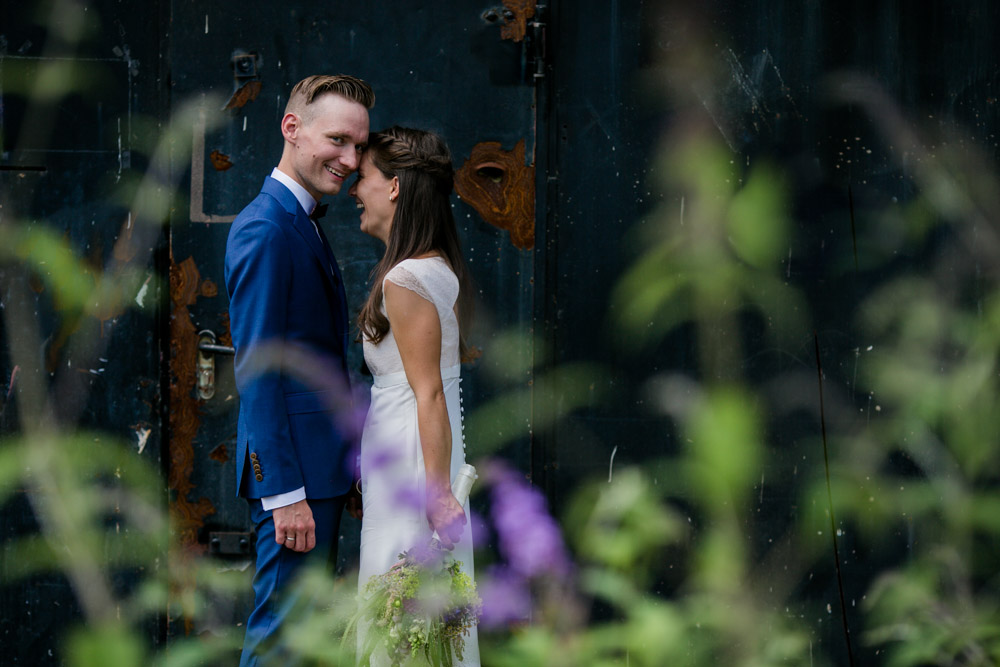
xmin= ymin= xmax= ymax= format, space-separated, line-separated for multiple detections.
xmin=280 ymin=113 xmax=300 ymax=142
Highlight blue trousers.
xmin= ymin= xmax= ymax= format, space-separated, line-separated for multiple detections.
xmin=240 ymin=496 xmax=346 ymax=666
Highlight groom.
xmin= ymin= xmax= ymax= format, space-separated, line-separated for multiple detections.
xmin=225 ymin=74 xmax=374 ymax=665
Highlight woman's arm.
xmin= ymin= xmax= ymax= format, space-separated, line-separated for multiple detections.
xmin=385 ymin=280 xmax=466 ymax=549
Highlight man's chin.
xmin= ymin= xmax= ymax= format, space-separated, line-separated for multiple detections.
xmin=320 ymin=182 xmax=343 ymax=197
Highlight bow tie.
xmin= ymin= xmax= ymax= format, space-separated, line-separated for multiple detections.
xmin=310 ymin=203 xmax=328 ymax=221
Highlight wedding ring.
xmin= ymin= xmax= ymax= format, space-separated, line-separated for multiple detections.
xmin=285 ymin=537 xmax=295 ymax=542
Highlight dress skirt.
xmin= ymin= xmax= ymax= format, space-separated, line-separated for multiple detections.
xmin=357 ymin=364 xmax=480 ymax=666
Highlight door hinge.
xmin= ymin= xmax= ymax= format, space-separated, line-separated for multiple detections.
xmin=527 ymin=4 xmax=548 ymax=81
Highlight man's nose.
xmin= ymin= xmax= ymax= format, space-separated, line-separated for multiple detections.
xmin=341 ymin=148 xmax=360 ymax=171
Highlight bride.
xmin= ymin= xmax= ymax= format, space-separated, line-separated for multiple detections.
xmin=348 ymin=126 xmax=480 ymax=665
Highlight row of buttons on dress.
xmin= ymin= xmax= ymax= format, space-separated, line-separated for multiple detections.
xmin=250 ymin=451 xmax=264 ymax=481
xmin=459 ymin=382 xmax=466 ymax=455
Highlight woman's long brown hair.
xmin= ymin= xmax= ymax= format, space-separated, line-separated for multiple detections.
xmin=356 ymin=126 xmax=476 ymax=362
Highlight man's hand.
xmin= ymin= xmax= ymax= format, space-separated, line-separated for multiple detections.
xmin=272 ymin=499 xmax=316 ymax=552
xmin=426 ymin=486 xmax=466 ymax=550
xmin=346 ymin=480 xmax=363 ymax=520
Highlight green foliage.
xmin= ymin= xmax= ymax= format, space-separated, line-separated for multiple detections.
xmin=65 ymin=623 xmax=146 ymax=667
xmin=567 ymin=469 xmax=683 ymax=583
xmin=466 ymin=356 xmax=606 ymax=456
xmin=612 ymin=132 xmax=805 ymax=356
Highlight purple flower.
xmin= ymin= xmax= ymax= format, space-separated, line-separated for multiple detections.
xmin=487 ymin=462 xmax=571 ymax=579
xmin=392 ymin=485 xmax=423 ymax=512
xmin=469 ymin=510 xmax=489 ymax=547
xmin=478 ymin=565 xmax=531 ymax=628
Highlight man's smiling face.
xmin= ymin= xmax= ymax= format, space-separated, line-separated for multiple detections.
xmin=282 ymin=92 xmax=370 ymax=200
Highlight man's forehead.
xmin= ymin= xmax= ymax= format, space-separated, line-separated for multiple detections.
xmin=310 ymin=95 xmax=368 ymax=140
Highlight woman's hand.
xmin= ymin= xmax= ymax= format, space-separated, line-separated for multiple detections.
xmin=427 ymin=484 xmax=466 ymax=550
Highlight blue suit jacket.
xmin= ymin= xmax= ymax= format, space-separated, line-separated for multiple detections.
xmin=224 ymin=176 xmax=352 ymax=500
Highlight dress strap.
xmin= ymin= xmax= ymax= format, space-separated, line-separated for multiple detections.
xmin=372 ymin=364 xmax=461 ymax=388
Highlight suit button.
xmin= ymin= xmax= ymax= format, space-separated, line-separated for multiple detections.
xmin=250 ymin=452 xmax=258 ymax=460
xmin=255 ymin=474 xmax=264 ymax=482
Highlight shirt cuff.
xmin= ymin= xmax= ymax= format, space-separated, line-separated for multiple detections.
xmin=261 ymin=487 xmax=306 ymax=511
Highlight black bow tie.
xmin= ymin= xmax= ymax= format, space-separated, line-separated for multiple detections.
xmin=310 ymin=203 xmax=328 ymax=221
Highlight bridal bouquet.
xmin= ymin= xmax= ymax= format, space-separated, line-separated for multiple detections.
xmin=352 ymin=464 xmax=481 ymax=666
xmin=357 ymin=547 xmax=481 ymax=666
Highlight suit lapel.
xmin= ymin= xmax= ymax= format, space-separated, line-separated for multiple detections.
xmin=261 ymin=177 xmax=340 ymax=291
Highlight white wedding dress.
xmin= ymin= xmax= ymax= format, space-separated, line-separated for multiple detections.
xmin=357 ymin=257 xmax=480 ymax=666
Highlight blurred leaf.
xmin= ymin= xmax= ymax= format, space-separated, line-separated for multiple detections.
xmin=3 ymin=59 xmax=112 ymax=102
xmin=685 ymin=386 xmax=763 ymax=511
xmin=621 ymin=598 xmax=686 ymax=664
xmin=865 ymin=548 xmax=1000 ymax=666
xmin=153 ymin=636 xmax=241 ymax=667
xmin=0 ymin=439 xmax=28 ymax=508
xmin=612 ymin=243 xmax=689 ymax=342
xmin=466 ymin=363 xmax=605 ymax=456
xmin=727 ymin=162 xmax=790 ymax=269
xmin=567 ymin=469 xmax=683 ymax=580
xmin=2 ymin=223 xmax=95 ymax=314
xmin=0 ymin=533 xmax=62 ymax=580
xmin=478 ymin=330 xmax=542 ymax=386
xmin=579 ymin=567 xmax=640 ymax=608
xmin=66 ymin=623 xmax=145 ymax=667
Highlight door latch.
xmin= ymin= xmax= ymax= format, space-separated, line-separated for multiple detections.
xmin=208 ymin=531 xmax=253 ymax=557
xmin=197 ymin=329 xmax=234 ymax=400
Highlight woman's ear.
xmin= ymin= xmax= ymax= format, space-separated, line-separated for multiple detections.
xmin=390 ymin=176 xmax=400 ymax=201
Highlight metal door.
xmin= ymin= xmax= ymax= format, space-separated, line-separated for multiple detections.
xmin=166 ymin=0 xmax=544 ymax=624
xmin=0 ymin=0 xmax=168 ymax=661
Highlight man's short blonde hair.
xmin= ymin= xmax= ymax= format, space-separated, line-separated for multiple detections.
xmin=285 ymin=74 xmax=375 ymax=120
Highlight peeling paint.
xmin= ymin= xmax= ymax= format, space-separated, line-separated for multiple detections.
xmin=135 ymin=274 xmax=151 ymax=307
xmin=136 ymin=427 xmax=150 ymax=455
xmin=208 ymin=149 xmax=233 ymax=171
xmin=168 ymin=256 xmax=217 ymax=550
xmin=455 ymin=139 xmax=535 ymax=249
xmin=499 ymin=0 xmax=536 ymax=42
xmin=209 ymin=443 xmax=229 ymax=463
xmin=223 ymin=80 xmax=262 ymax=111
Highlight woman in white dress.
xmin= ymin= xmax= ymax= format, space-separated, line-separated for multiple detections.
xmin=348 ymin=126 xmax=480 ymax=665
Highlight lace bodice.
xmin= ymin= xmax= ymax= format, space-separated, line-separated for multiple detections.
xmin=362 ymin=257 xmax=460 ymax=376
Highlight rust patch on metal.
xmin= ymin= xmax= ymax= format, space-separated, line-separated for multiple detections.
xmin=200 ymin=278 xmax=218 ymax=298
xmin=209 ymin=150 xmax=233 ymax=171
xmin=500 ymin=0 xmax=536 ymax=42
xmin=455 ymin=139 xmax=535 ymax=249
xmin=168 ymin=255 xmax=217 ymax=551
xmin=209 ymin=443 xmax=229 ymax=464
xmin=224 ymin=80 xmax=262 ymax=110
xmin=218 ymin=311 xmax=233 ymax=347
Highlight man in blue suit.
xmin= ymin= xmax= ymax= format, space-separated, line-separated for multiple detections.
xmin=225 ymin=74 xmax=374 ymax=665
